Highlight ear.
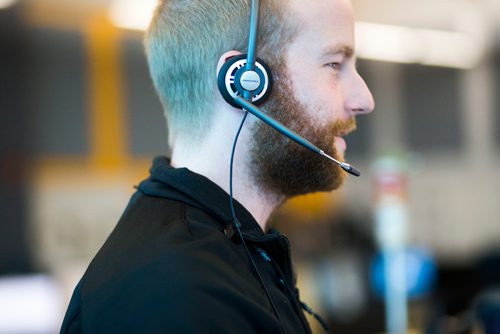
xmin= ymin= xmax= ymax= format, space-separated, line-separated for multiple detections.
xmin=216 ymin=50 xmax=243 ymax=77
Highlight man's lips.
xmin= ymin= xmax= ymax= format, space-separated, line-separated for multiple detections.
xmin=334 ymin=127 xmax=355 ymax=152
xmin=334 ymin=136 xmax=347 ymax=152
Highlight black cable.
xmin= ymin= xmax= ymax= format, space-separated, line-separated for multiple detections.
xmin=228 ymin=110 xmax=248 ymax=231
xmin=229 ymin=111 xmax=285 ymax=334
xmin=265 ymin=249 xmax=331 ymax=332
xmin=300 ymin=301 xmax=330 ymax=332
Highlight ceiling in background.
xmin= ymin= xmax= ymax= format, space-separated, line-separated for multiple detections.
xmin=15 ymin=0 xmax=499 ymax=28
xmin=5 ymin=0 xmax=500 ymax=68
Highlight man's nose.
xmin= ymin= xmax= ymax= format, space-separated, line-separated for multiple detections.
xmin=345 ymin=71 xmax=375 ymax=116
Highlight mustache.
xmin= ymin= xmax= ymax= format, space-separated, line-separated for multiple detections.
xmin=328 ymin=117 xmax=357 ymax=137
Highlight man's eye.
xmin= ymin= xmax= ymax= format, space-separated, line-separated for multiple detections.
xmin=327 ymin=62 xmax=341 ymax=70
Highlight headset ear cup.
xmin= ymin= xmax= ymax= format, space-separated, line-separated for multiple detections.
xmin=217 ymin=54 xmax=273 ymax=108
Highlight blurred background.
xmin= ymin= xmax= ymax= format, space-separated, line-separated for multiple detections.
xmin=0 ymin=0 xmax=499 ymax=333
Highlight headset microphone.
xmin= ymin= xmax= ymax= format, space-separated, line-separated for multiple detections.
xmin=233 ymin=96 xmax=361 ymax=177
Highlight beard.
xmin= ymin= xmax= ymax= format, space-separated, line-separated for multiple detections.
xmin=249 ymin=69 xmax=356 ymax=198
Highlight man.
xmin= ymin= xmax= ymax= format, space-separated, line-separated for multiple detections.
xmin=61 ymin=0 xmax=374 ymax=332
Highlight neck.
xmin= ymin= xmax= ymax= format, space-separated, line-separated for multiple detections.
xmin=171 ymin=111 xmax=284 ymax=231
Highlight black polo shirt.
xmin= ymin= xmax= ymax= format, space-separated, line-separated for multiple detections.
xmin=61 ymin=156 xmax=314 ymax=333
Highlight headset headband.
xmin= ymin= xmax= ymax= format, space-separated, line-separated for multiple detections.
xmin=244 ymin=0 xmax=260 ymax=101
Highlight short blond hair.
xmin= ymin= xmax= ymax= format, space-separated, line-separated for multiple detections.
xmin=144 ymin=0 xmax=295 ymax=145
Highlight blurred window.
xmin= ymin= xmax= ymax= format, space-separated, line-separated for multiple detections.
xmin=401 ymin=64 xmax=464 ymax=152
xmin=28 ymin=27 xmax=88 ymax=156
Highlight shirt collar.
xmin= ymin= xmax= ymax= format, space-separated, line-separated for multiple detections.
xmin=139 ymin=156 xmax=268 ymax=239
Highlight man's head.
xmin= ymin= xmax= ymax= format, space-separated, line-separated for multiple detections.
xmin=146 ymin=0 xmax=374 ymax=197
xmin=144 ymin=0 xmax=295 ymax=146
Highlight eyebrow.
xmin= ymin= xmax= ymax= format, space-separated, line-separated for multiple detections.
xmin=321 ymin=45 xmax=355 ymax=58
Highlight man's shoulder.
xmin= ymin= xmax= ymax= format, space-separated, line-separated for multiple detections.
xmin=73 ymin=193 xmax=272 ymax=332
xmin=83 ymin=192 xmax=243 ymax=291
